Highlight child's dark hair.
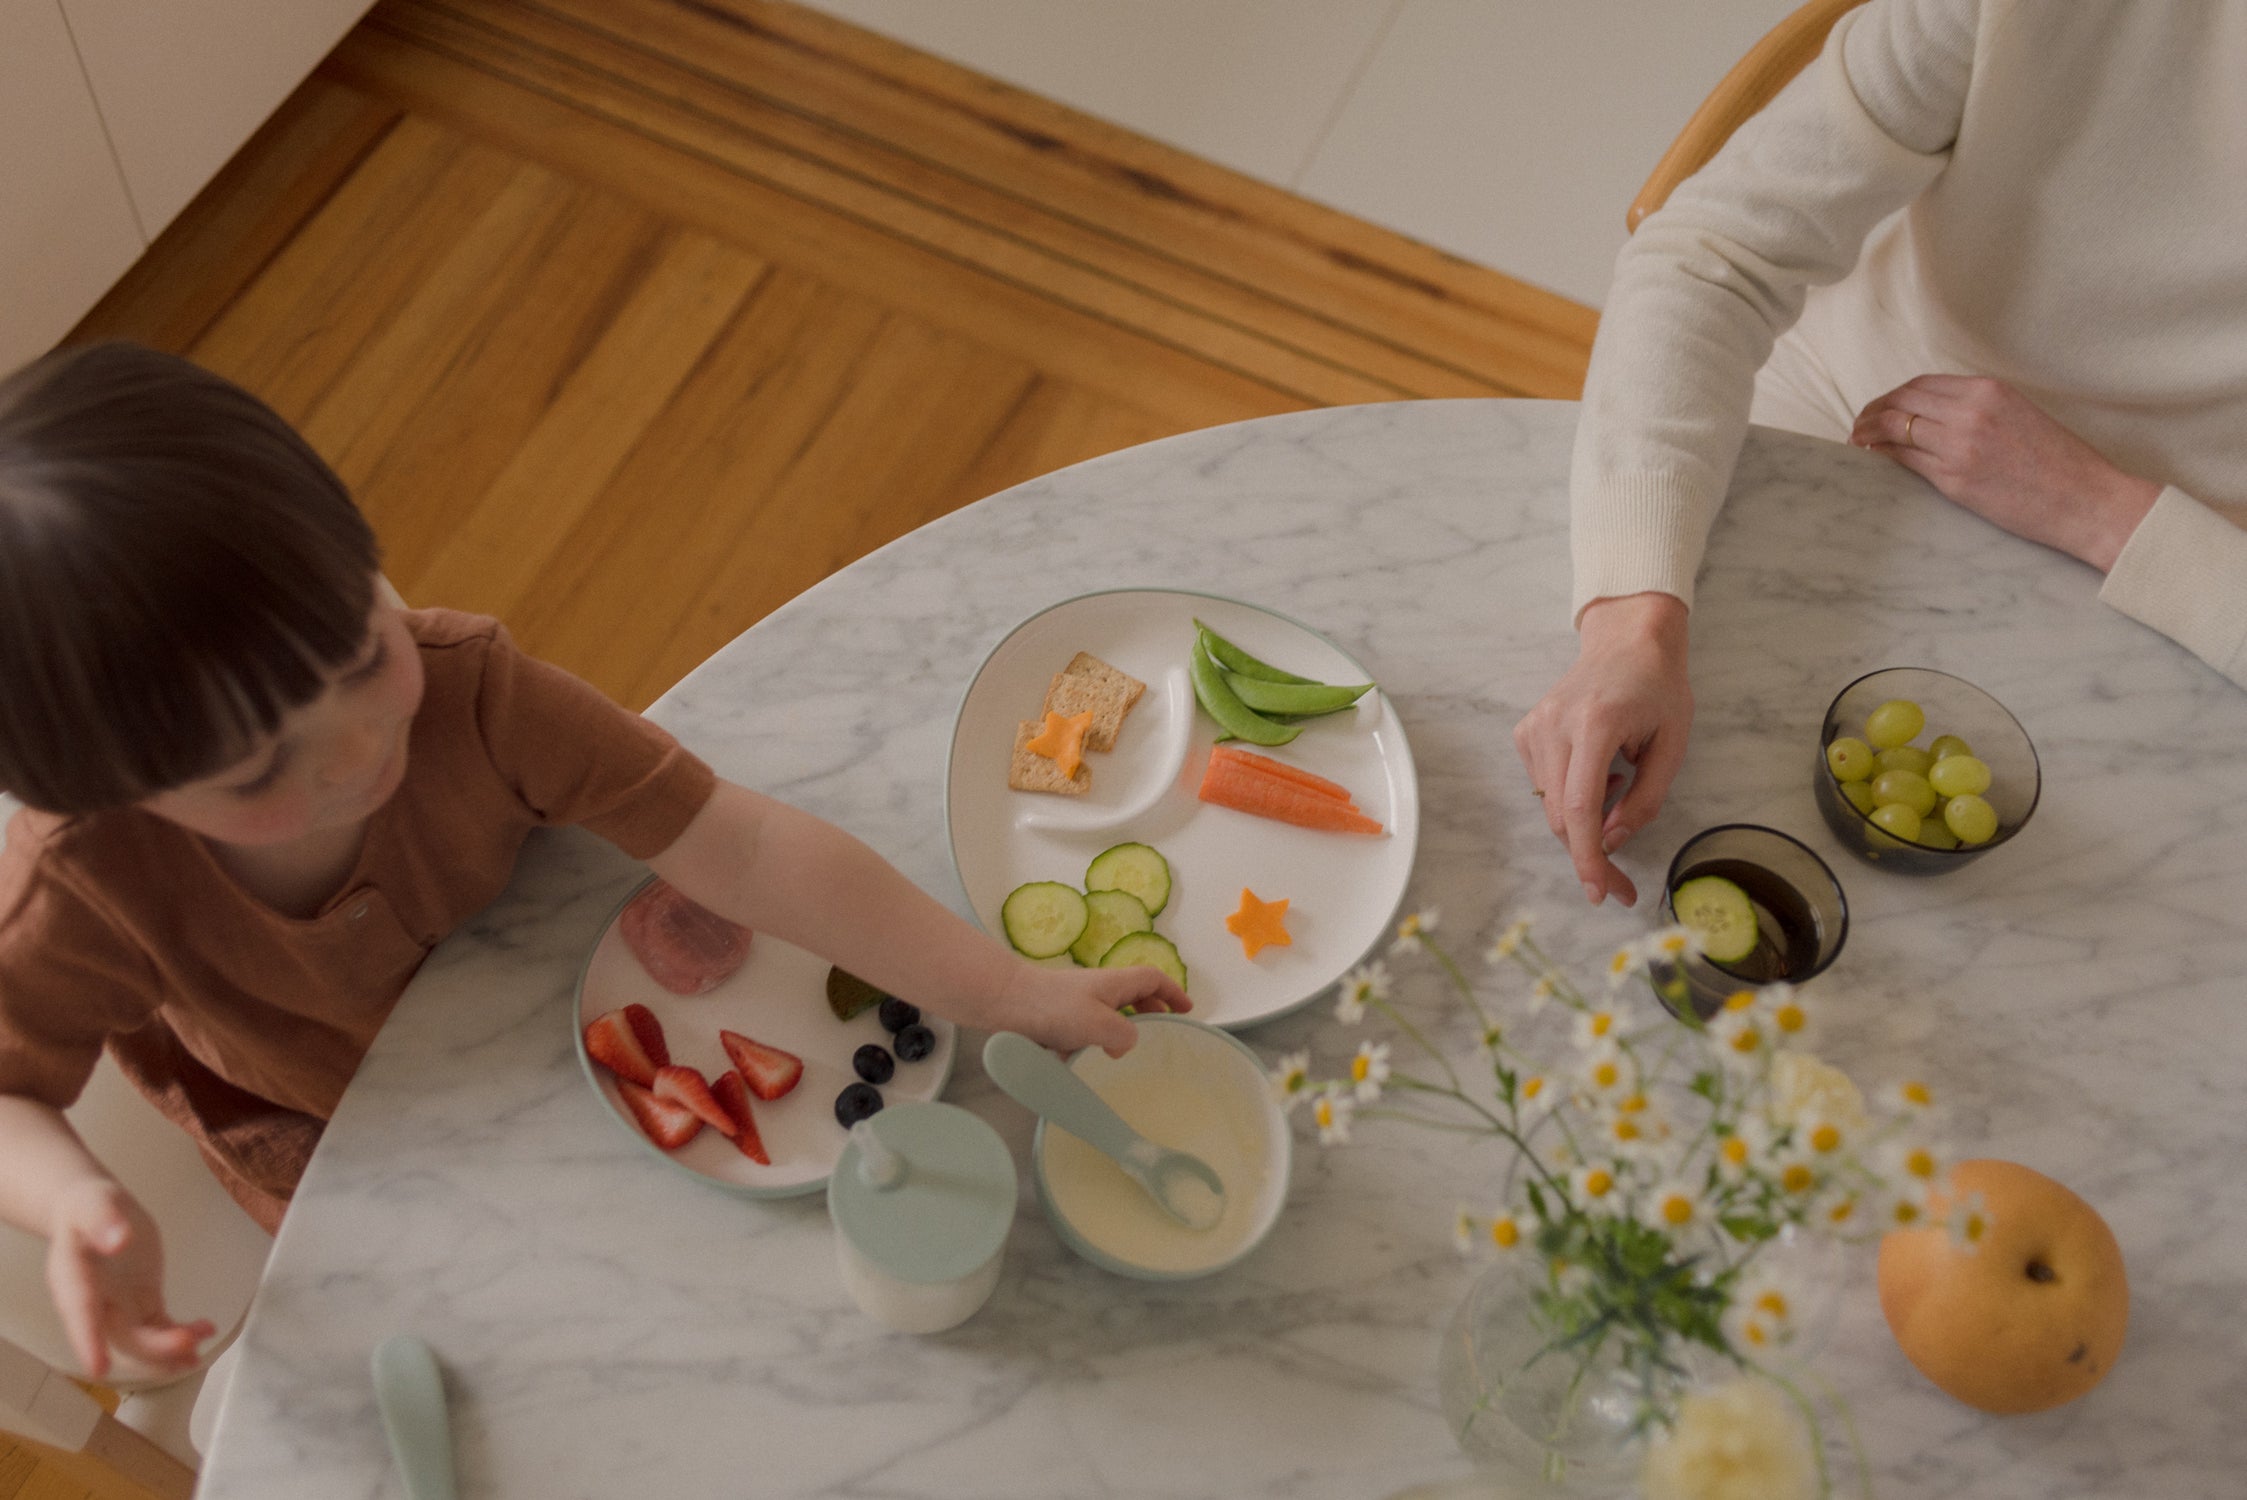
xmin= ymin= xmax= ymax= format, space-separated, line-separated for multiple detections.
xmin=0 ymin=343 xmax=379 ymax=815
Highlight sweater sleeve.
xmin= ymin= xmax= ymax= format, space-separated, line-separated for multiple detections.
xmin=1568 ymin=0 xmax=1978 ymax=621
xmin=2099 ymin=489 xmax=2247 ymax=687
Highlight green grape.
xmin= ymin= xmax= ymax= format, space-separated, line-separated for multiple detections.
xmin=1876 ymin=745 xmax=1935 ymax=777
xmin=1869 ymin=802 xmax=1922 ymax=841
xmin=1864 ymin=698 xmax=1926 ymax=750
xmin=1840 ymin=778 xmax=1877 ymax=815
xmin=1871 ymin=768 xmax=1938 ymax=817
xmin=1929 ymin=734 xmax=1974 ymax=761
xmin=1826 ymin=736 xmax=1876 ymax=782
xmin=1945 ymin=793 xmax=1999 ymax=845
xmin=1927 ymin=753 xmax=1993 ymax=799
xmin=1915 ymin=818 xmax=1960 ymax=850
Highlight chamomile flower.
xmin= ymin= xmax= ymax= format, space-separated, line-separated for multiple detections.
xmin=1881 ymin=1139 xmax=1947 ymax=1194
xmin=1771 ymin=1145 xmax=1822 ymax=1199
xmin=1270 ymin=1050 xmax=1313 ymax=1114
xmin=1709 ymin=1006 xmax=1769 ymax=1075
xmin=1487 ymin=1211 xmax=1526 ymax=1251
xmin=1525 ymin=974 xmax=1558 ymax=1017
xmin=1946 ymin=1190 xmax=1992 ymax=1253
xmin=1477 ymin=1023 xmax=1506 ymax=1059
xmin=1311 ymin=1083 xmax=1356 ymax=1145
xmin=1723 ymin=1282 xmax=1798 ymax=1356
xmin=1877 ymin=1186 xmax=1933 ymax=1231
xmin=1570 ymin=1163 xmax=1622 ymax=1207
xmin=1886 ymin=1078 xmax=1938 ymax=1113
xmin=1765 ymin=985 xmax=1813 ymax=1044
xmin=1453 ymin=1206 xmax=1477 ymax=1255
xmin=1767 ymin=1051 xmax=1868 ymax=1135
xmin=1333 ymin=961 xmax=1390 ymax=1024
xmin=1390 ymin=908 xmax=1438 ymax=956
xmin=1596 ymin=1109 xmax=1655 ymax=1158
xmin=1820 ymin=1193 xmax=1862 ymax=1231
xmin=1485 ymin=919 xmax=1531 ymax=966
xmin=1796 ymin=1113 xmax=1851 ymax=1160
xmin=1348 ymin=1040 xmax=1392 ymax=1103
xmin=1606 ymin=944 xmax=1642 ymax=989
xmin=1647 ymin=924 xmax=1704 ymax=965
xmin=1574 ymin=1006 xmax=1624 ymax=1052
xmin=1516 ymin=1073 xmax=1552 ymax=1113
xmin=1578 ymin=1046 xmax=1632 ymax=1102
xmin=1642 ymin=1178 xmax=1708 ymax=1234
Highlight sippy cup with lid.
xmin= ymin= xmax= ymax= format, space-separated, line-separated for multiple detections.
xmin=827 ymin=1101 xmax=1016 ymax=1334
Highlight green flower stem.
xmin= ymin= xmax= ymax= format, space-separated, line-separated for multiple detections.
xmin=1812 ymin=1371 xmax=1875 ymax=1500
xmin=1370 ymin=996 xmax=1465 ymax=1095
xmin=1757 ymin=1367 xmax=1835 ymax=1500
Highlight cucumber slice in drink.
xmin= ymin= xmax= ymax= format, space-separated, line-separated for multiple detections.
xmin=1070 ymin=888 xmax=1154 ymax=967
xmin=1098 ymin=931 xmax=1189 ymax=992
xmin=1001 ymin=881 xmax=1089 ymax=960
xmin=1084 ymin=841 xmax=1173 ymax=918
xmin=1670 ymin=875 xmax=1760 ymax=965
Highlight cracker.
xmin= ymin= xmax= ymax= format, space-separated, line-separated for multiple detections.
xmin=1041 ymin=652 xmax=1146 ymax=753
xmin=1007 ymin=718 xmax=1091 ymax=795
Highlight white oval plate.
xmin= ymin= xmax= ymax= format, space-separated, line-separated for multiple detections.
xmin=574 ymin=878 xmax=957 ymax=1197
xmin=946 ymin=589 xmax=1419 ymax=1029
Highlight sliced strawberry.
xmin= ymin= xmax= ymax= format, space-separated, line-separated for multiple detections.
xmin=584 ymin=1003 xmax=670 ymax=1088
xmin=653 ymin=1065 xmax=738 ymax=1137
xmin=720 ymin=1030 xmax=804 ymax=1101
xmin=617 ymin=1078 xmax=701 ymax=1150
xmin=711 ymin=1070 xmax=772 ymax=1166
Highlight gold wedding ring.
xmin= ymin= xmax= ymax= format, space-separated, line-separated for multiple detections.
xmin=1902 ymin=412 xmax=1917 ymax=446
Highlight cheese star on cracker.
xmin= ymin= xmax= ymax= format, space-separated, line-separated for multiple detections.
xmin=1023 ymin=709 xmax=1094 ymax=781
xmin=1226 ymin=888 xmax=1292 ymax=960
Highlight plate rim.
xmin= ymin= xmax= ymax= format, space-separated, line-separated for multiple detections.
xmin=942 ymin=586 xmax=1419 ymax=1030
xmin=572 ymin=874 xmax=959 ymax=1199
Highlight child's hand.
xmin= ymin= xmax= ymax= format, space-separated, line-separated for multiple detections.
xmin=45 ymin=1179 xmax=215 ymax=1380
xmin=989 ymin=961 xmax=1191 ymax=1057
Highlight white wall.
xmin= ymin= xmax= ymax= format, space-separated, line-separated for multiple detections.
xmin=791 ymin=0 xmax=1800 ymax=308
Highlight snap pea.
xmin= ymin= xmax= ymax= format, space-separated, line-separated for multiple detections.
xmin=1189 ymin=635 xmax=1300 ymax=745
xmin=1191 ymin=619 xmax=1317 ymax=684
xmin=1223 ymin=673 xmax=1371 ymax=717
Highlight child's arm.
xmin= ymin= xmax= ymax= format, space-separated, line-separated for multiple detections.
xmin=0 ymin=1096 xmax=214 ymax=1379
xmin=646 ymin=782 xmax=1189 ymax=1056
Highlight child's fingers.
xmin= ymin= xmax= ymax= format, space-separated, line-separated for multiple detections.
xmin=46 ymin=1238 xmax=112 ymax=1379
xmin=112 ymin=1319 xmax=212 ymax=1373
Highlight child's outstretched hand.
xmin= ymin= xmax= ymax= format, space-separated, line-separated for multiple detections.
xmin=46 ymin=1179 xmax=215 ymax=1380
xmin=989 ymin=961 xmax=1191 ymax=1058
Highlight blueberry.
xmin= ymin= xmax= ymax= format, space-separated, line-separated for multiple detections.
xmin=853 ymin=1044 xmax=896 ymax=1085
xmin=834 ymin=1082 xmax=884 ymax=1127
xmin=893 ymin=1023 xmax=936 ymax=1063
xmin=877 ymin=997 xmax=922 ymax=1034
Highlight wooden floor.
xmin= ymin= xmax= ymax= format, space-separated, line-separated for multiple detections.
xmin=9 ymin=1 xmax=1591 ymax=1493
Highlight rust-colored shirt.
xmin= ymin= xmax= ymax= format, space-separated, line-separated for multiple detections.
xmin=0 ymin=610 xmax=716 ymax=1230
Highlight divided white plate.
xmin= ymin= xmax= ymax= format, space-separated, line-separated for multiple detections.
xmin=574 ymin=878 xmax=957 ymax=1197
xmin=947 ymin=589 xmax=1419 ymax=1029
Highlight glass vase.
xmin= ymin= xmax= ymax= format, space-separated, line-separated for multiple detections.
xmin=1435 ymin=1259 xmax=1664 ymax=1497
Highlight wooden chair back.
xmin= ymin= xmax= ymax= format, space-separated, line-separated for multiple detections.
xmin=1628 ymin=0 xmax=1867 ymax=231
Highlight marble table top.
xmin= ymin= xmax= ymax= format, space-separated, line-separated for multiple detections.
xmin=198 ymin=400 xmax=2246 ymax=1499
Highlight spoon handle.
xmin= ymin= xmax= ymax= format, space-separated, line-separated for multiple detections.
xmin=982 ymin=1032 xmax=1147 ymax=1163
xmin=371 ymin=1334 xmax=458 ymax=1500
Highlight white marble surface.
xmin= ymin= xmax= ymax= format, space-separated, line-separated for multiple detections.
xmin=197 ymin=400 xmax=2247 ymax=1499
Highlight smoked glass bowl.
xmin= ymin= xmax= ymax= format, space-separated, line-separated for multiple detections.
xmin=1814 ymin=667 xmax=2040 ymax=874
xmin=1657 ymin=823 xmax=1848 ymax=1020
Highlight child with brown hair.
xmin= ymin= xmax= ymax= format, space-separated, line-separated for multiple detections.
xmin=0 ymin=342 xmax=1187 ymax=1380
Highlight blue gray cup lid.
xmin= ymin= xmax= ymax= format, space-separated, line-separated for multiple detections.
xmin=828 ymin=1101 xmax=1016 ymax=1285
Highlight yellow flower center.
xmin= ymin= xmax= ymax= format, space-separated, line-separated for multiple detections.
xmin=1774 ymin=1003 xmax=1807 ymax=1033
xmin=1352 ymin=1055 xmax=1372 ymax=1083
xmin=1724 ymin=990 xmax=1757 ymax=1012
xmin=1610 ymin=950 xmax=1632 ymax=975
xmin=1491 ymin=1218 xmax=1520 ymax=1249
xmin=1613 ymin=1119 xmax=1641 ymax=1142
xmin=1619 ymin=1092 xmax=1648 ymax=1115
xmin=1522 ymin=1076 xmax=1545 ymax=1101
xmin=1756 ymin=1291 xmax=1790 ymax=1320
xmin=1659 ymin=933 xmax=1688 ymax=956
xmin=1729 ymin=1026 xmax=1762 ymax=1053
xmin=1661 ymin=1195 xmax=1693 ymax=1226
xmin=1721 ymin=1137 xmax=1750 ymax=1166
xmin=1744 ymin=1320 xmax=1769 ymax=1347
xmin=1781 ymin=1163 xmax=1815 ymax=1194
xmin=1810 ymin=1124 xmax=1841 ymax=1153
xmin=1892 ymin=1200 xmax=1922 ymax=1226
xmin=1905 ymin=1148 xmax=1936 ymax=1179
xmin=1590 ymin=1013 xmax=1614 ymax=1038
xmin=1960 ymin=1212 xmax=1988 ymax=1244
xmin=1902 ymin=1081 xmax=1932 ymax=1107
xmin=1584 ymin=1169 xmax=1614 ymax=1198
xmin=1314 ymin=1097 xmax=1335 ymax=1128
xmin=1592 ymin=1061 xmax=1621 ymax=1089
xmin=1828 ymin=1197 xmax=1857 ymax=1224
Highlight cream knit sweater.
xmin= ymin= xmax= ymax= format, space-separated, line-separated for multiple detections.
xmin=1572 ymin=0 xmax=2247 ymax=686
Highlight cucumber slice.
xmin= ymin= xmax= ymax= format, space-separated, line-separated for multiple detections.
xmin=1098 ymin=931 xmax=1189 ymax=992
xmin=1189 ymin=635 xmax=1299 ymax=746
xmin=1084 ymin=841 xmax=1173 ymax=918
xmin=1223 ymin=673 xmax=1372 ymax=717
xmin=1671 ymin=875 xmax=1760 ymax=965
xmin=1192 ymin=618 xmax=1316 ymax=684
xmin=1070 ymin=888 xmax=1153 ymax=967
xmin=1001 ymin=881 xmax=1089 ymax=959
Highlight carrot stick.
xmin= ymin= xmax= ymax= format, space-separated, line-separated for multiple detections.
xmin=1207 ymin=744 xmax=1358 ymax=803
xmin=1199 ymin=754 xmax=1385 ymax=834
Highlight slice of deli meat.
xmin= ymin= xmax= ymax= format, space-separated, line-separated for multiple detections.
xmin=619 ymin=879 xmax=753 ymax=995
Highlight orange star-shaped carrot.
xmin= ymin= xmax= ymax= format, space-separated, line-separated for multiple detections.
xmin=1225 ymin=888 xmax=1292 ymax=959
xmin=1023 ymin=710 xmax=1094 ymax=780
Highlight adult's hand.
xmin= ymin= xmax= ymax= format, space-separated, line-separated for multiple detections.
xmin=1513 ymin=592 xmax=1693 ymax=907
xmin=1851 ymin=375 xmax=2161 ymax=572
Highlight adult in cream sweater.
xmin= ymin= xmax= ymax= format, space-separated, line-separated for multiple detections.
xmin=1517 ymin=0 xmax=2247 ymax=906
